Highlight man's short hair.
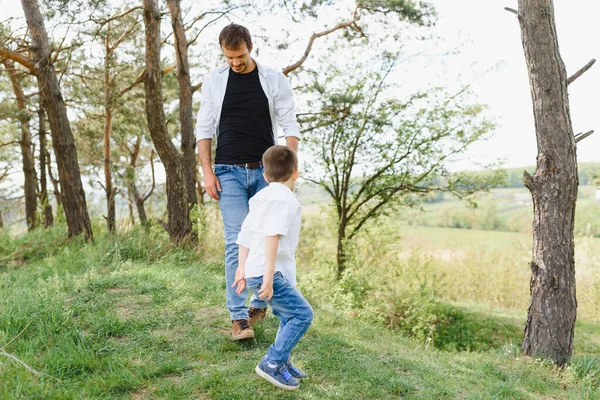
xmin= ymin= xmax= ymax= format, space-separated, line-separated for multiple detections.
xmin=262 ymin=145 xmax=298 ymax=183
xmin=219 ymin=23 xmax=252 ymax=51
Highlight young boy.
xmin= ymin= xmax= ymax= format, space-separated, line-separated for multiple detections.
xmin=231 ymin=145 xmax=313 ymax=390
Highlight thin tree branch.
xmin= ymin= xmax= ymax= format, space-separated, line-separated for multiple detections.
xmin=120 ymin=65 xmax=175 ymax=96
xmin=109 ymin=19 xmax=142 ymax=52
xmin=142 ymin=149 xmax=156 ymax=201
xmin=0 ymin=321 xmax=61 ymax=382
xmin=348 ymin=184 xmax=414 ymax=240
xmin=0 ymin=46 xmax=37 ymax=75
xmin=0 ymin=349 xmax=60 ymax=381
xmin=91 ymin=6 xmax=143 ymax=28
xmin=282 ymin=8 xmax=361 ymax=76
xmin=567 ymin=59 xmax=596 ymax=86
xmin=0 ymin=321 xmax=32 ymax=351
xmin=0 ymin=140 xmax=22 ymax=148
xmin=187 ymin=8 xmax=239 ymax=47
xmin=191 ymin=81 xmax=202 ymax=93
xmin=575 ymin=129 xmax=594 ymax=143
xmin=504 ymin=6 xmax=523 ymax=21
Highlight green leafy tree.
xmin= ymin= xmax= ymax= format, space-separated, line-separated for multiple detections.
xmin=300 ymin=54 xmax=501 ymax=277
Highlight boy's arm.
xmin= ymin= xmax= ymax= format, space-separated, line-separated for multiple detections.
xmin=258 ymin=235 xmax=280 ymax=301
xmin=232 ymin=245 xmax=249 ymax=294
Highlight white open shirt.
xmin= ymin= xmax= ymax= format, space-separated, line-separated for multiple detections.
xmin=236 ymin=183 xmax=302 ymax=286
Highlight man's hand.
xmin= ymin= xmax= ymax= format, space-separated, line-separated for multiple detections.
xmin=258 ymin=277 xmax=274 ymax=301
xmin=231 ymin=267 xmax=246 ymax=294
xmin=204 ymin=170 xmax=221 ymax=200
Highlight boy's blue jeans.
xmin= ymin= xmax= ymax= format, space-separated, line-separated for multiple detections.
xmin=216 ymin=164 xmax=269 ymax=320
xmin=247 ymin=272 xmax=314 ymax=365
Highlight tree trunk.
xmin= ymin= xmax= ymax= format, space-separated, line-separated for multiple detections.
xmin=46 ymin=147 xmax=62 ymax=209
xmin=130 ymin=181 xmax=149 ymax=227
xmin=167 ymin=0 xmax=197 ymax=206
xmin=518 ymin=0 xmax=578 ymax=366
xmin=38 ymin=105 xmax=53 ymax=227
xmin=336 ymin=216 xmax=347 ymax=279
xmin=142 ymin=0 xmax=192 ymax=243
xmin=3 ymin=59 xmax=38 ymax=231
xmin=104 ymin=31 xmax=116 ymax=233
xmin=126 ymin=137 xmax=153 ymax=228
xmin=21 ymin=0 xmax=92 ymax=239
xmin=127 ymin=190 xmax=136 ymax=226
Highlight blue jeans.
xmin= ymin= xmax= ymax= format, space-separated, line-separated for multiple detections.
xmin=246 ymin=272 xmax=314 ymax=365
xmin=215 ymin=164 xmax=269 ymax=320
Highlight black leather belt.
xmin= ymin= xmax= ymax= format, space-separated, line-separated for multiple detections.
xmin=233 ymin=161 xmax=262 ymax=169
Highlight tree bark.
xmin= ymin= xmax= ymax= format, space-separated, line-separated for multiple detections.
xmin=21 ymin=0 xmax=92 ymax=239
xmin=46 ymin=147 xmax=62 ymax=209
xmin=38 ymin=105 xmax=53 ymax=227
xmin=336 ymin=217 xmax=347 ymax=279
xmin=143 ymin=0 xmax=192 ymax=243
xmin=125 ymin=136 xmax=153 ymax=228
xmin=518 ymin=0 xmax=578 ymax=366
xmin=130 ymin=180 xmax=149 ymax=227
xmin=104 ymin=29 xmax=116 ymax=233
xmin=167 ymin=0 xmax=197 ymax=206
xmin=3 ymin=59 xmax=38 ymax=231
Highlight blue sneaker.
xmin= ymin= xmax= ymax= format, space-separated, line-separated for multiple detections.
xmin=255 ymin=357 xmax=300 ymax=390
xmin=286 ymin=360 xmax=308 ymax=379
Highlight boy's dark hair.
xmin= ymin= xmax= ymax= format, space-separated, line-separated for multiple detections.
xmin=262 ymin=145 xmax=298 ymax=183
xmin=219 ymin=23 xmax=252 ymax=51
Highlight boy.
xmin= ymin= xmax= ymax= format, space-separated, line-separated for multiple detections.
xmin=231 ymin=145 xmax=313 ymax=390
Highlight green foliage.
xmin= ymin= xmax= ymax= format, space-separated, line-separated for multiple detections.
xmin=399 ymin=188 xmax=600 ymax=237
xmin=301 ymin=52 xmax=499 ymax=274
xmin=481 ymin=162 xmax=600 ymax=188
xmin=1 ymin=223 xmax=600 ymax=398
xmin=299 ymin=0 xmax=435 ymax=26
xmin=41 ymin=0 xmax=108 ymax=19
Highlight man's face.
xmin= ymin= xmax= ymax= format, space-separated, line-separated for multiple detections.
xmin=222 ymin=43 xmax=253 ymax=74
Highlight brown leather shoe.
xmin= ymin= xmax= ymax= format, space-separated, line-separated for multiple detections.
xmin=249 ymin=307 xmax=267 ymax=326
xmin=232 ymin=319 xmax=254 ymax=340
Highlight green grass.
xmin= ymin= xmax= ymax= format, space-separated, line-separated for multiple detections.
xmin=1 ymin=224 xmax=600 ymax=398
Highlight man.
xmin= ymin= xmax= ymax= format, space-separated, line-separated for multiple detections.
xmin=195 ymin=23 xmax=300 ymax=340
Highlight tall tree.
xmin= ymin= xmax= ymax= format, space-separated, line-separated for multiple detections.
xmin=97 ymin=13 xmax=143 ymax=233
xmin=301 ymin=55 xmax=499 ymax=278
xmin=515 ymin=0 xmax=595 ymax=366
xmin=1 ymin=59 xmax=38 ymax=231
xmin=38 ymin=104 xmax=53 ymax=227
xmin=18 ymin=0 xmax=92 ymax=239
xmin=167 ymin=0 xmax=197 ymax=207
xmin=143 ymin=0 xmax=192 ymax=243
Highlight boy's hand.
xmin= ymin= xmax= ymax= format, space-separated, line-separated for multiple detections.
xmin=231 ymin=268 xmax=246 ymax=294
xmin=258 ymin=278 xmax=273 ymax=301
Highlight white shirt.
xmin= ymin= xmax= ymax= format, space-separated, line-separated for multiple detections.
xmin=195 ymin=59 xmax=301 ymax=142
xmin=235 ymin=183 xmax=302 ymax=286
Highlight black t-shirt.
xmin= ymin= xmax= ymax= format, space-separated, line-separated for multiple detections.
xmin=215 ymin=67 xmax=273 ymax=164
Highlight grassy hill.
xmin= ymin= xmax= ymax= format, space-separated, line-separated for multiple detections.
xmin=1 ymin=225 xmax=599 ymax=399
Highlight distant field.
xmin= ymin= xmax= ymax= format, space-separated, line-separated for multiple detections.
xmin=298 ymin=202 xmax=600 ymax=322
xmin=397 ymin=224 xmax=532 ymax=251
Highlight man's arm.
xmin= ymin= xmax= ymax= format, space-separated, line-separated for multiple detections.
xmin=275 ymin=71 xmax=301 ymax=146
xmin=258 ymin=235 xmax=280 ymax=301
xmin=198 ymin=139 xmax=221 ymax=200
xmin=285 ymin=136 xmax=299 ymax=153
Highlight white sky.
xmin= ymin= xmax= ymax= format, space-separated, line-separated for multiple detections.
xmin=1 ymin=0 xmax=599 ymax=172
